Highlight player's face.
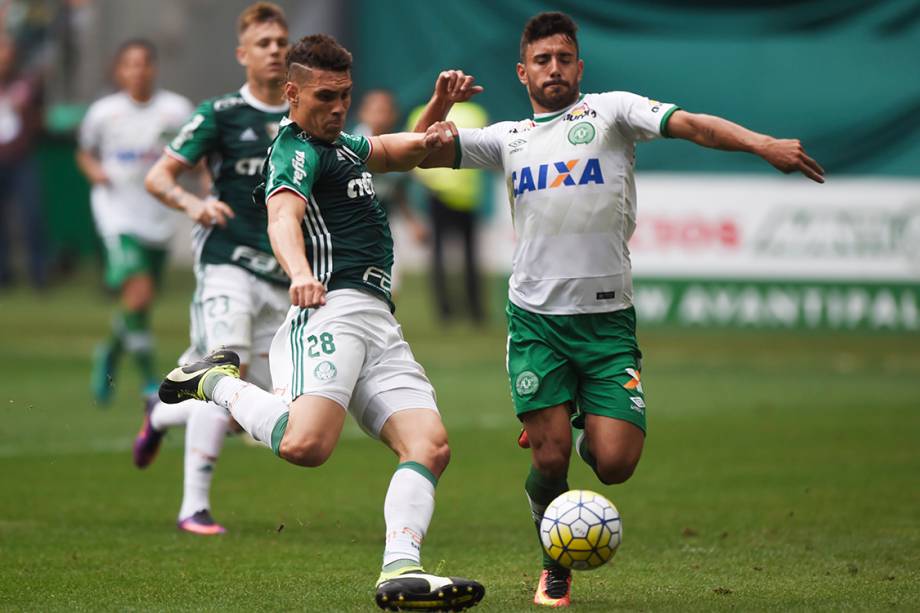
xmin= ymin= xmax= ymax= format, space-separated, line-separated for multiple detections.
xmin=288 ymin=69 xmax=352 ymax=142
xmin=115 ymin=46 xmax=156 ymax=102
xmin=237 ymin=21 xmax=289 ymax=85
xmin=358 ymin=92 xmax=397 ymax=136
xmin=517 ymin=34 xmax=583 ymax=113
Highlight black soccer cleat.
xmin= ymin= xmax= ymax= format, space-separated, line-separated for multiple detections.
xmin=158 ymin=349 xmax=240 ymax=404
xmin=375 ymin=568 xmax=485 ymax=611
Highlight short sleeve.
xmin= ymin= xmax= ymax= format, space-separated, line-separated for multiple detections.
xmin=457 ymin=122 xmax=512 ymax=170
xmin=600 ymin=92 xmax=680 ymax=142
xmin=336 ymin=131 xmax=371 ymax=161
xmin=166 ymin=100 xmax=218 ymax=166
xmin=264 ymin=136 xmax=320 ymax=204
xmin=78 ymin=102 xmax=104 ymax=153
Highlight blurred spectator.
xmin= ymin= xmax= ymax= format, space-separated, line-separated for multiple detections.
xmin=407 ymin=101 xmax=488 ymax=323
xmin=0 ymin=32 xmax=46 ymax=289
xmin=354 ymin=89 xmax=428 ymax=290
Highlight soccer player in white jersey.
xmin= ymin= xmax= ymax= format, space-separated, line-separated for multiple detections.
xmin=135 ymin=2 xmax=291 ymax=535
xmin=418 ymin=12 xmax=825 ymax=607
xmin=158 ymin=35 xmax=485 ymax=610
xmin=78 ymin=40 xmax=193 ymax=405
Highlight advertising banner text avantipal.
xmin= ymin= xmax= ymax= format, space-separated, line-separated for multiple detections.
xmin=631 ymin=175 xmax=920 ymax=331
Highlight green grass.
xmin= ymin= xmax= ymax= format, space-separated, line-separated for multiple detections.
xmin=1 ymin=270 xmax=919 ymax=611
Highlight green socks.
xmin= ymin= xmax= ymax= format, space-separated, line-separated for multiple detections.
xmin=525 ymin=465 xmax=569 ymax=570
xmin=120 ymin=309 xmax=156 ymax=392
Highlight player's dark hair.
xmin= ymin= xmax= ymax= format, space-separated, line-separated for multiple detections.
xmin=237 ymin=2 xmax=288 ymax=38
xmin=286 ymin=34 xmax=352 ymax=73
xmin=520 ymin=12 xmax=579 ymax=61
xmin=114 ymin=38 xmax=157 ymax=64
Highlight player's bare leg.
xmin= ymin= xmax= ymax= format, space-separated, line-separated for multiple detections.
xmin=522 ymin=404 xmax=574 ymax=607
xmin=374 ymin=409 xmax=484 ymax=610
xmin=578 ymin=414 xmax=644 ymax=485
xmin=276 ymin=395 xmax=346 ymax=466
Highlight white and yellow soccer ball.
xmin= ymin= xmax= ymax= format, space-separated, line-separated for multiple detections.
xmin=540 ymin=490 xmax=622 ymax=570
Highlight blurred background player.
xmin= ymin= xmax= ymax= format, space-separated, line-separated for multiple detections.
xmin=77 ymin=39 xmax=193 ymax=405
xmin=0 ymin=32 xmax=46 ymax=290
xmin=134 ymin=2 xmax=291 ymax=535
xmin=353 ymin=89 xmax=428 ymax=292
xmin=418 ymin=11 xmax=824 ymax=607
xmin=407 ymin=98 xmax=488 ymax=324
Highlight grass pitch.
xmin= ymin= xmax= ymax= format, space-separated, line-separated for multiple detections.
xmin=1 ymin=271 xmax=918 ymax=611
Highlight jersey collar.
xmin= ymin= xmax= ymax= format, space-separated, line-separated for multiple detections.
xmin=532 ymin=93 xmax=586 ymax=123
xmin=239 ymin=83 xmax=289 ymax=113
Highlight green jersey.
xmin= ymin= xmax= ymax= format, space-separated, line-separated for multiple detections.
xmin=167 ymin=85 xmax=288 ymax=285
xmin=256 ymin=118 xmax=395 ymax=308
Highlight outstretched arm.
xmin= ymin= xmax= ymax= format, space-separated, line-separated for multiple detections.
xmin=413 ymin=69 xmax=483 ymax=133
xmin=366 ymin=121 xmax=457 ymax=173
xmin=666 ymin=110 xmax=825 ymax=183
xmin=266 ymin=190 xmax=326 ymax=308
xmin=413 ymin=70 xmax=483 ymax=169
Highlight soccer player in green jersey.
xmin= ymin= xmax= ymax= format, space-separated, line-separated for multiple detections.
xmin=418 ymin=12 xmax=824 ymax=607
xmin=135 ymin=3 xmax=291 ymax=535
xmin=159 ymin=35 xmax=485 ymax=610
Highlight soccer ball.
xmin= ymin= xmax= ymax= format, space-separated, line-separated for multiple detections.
xmin=540 ymin=490 xmax=621 ymax=570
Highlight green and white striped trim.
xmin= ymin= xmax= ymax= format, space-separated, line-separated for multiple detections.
xmin=304 ymin=194 xmax=332 ymax=287
xmin=288 ymin=308 xmax=309 ymax=398
xmin=396 ymin=461 xmax=438 ymax=488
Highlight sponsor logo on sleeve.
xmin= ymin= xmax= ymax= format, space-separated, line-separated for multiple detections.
xmin=292 ymin=150 xmax=306 ymax=185
xmin=170 ymin=113 xmax=205 ymax=150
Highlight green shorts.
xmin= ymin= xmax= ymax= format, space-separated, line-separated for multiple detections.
xmin=506 ymin=301 xmax=646 ymax=433
xmin=102 ymin=234 xmax=168 ymax=289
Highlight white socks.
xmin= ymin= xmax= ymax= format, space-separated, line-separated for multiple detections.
xmin=383 ymin=464 xmax=437 ymax=566
xmin=178 ymin=402 xmax=229 ymax=520
xmin=210 ymin=376 xmax=288 ymax=448
xmin=150 ymin=399 xmax=205 ymax=431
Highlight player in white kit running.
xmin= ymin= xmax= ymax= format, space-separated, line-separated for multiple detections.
xmin=417 ymin=12 xmax=824 ymax=607
xmin=77 ymin=40 xmax=193 ymax=405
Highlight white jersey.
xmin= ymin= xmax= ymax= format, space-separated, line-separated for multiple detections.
xmin=458 ymin=92 xmax=679 ymax=315
xmin=79 ymin=90 xmax=193 ymax=246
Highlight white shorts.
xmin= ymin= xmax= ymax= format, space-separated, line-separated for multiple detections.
xmin=181 ymin=264 xmax=289 ymax=386
xmin=269 ymin=289 xmax=438 ymax=438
